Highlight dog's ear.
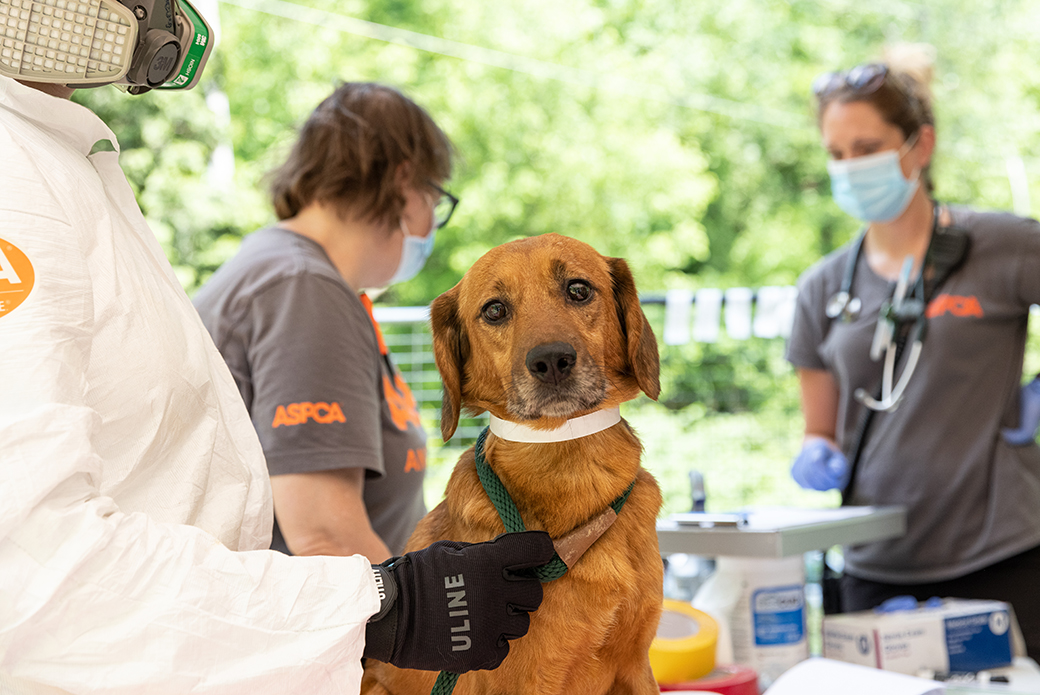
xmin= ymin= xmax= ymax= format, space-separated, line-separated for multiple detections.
xmin=430 ymin=285 xmax=468 ymax=440
xmin=608 ymin=257 xmax=661 ymax=400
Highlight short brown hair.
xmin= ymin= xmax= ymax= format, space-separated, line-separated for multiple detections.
xmin=270 ymin=82 xmax=453 ymax=222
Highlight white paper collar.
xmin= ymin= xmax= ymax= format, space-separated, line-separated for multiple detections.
xmin=488 ymin=407 xmax=621 ymax=443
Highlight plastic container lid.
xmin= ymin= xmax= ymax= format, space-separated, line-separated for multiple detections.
xmin=659 ymin=664 xmax=759 ymax=695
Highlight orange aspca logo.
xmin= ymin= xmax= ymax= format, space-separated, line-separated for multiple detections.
xmin=926 ymin=294 xmax=984 ymax=319
xmin=405 ymin=447 xmax=427 ymax=473
xmin=272 ymin=401 xmax=347 ymax=428
xmin=0 ymin=238 xmax=35 ymax=319
xmin=384 ymin=373 xmax=423 ymax=432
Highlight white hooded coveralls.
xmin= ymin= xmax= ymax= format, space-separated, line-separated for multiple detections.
xmin=0 ymin=75 xmax=379 ymax=694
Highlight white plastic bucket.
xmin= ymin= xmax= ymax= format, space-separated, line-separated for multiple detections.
xmin=693 ymin=555 xmax=808 ymax=689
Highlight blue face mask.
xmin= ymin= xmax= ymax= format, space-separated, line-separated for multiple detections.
xmin=827 ymin=135 xmax=920 ymax=223
xmin=387 ymin=221 xmax=436 ymax=285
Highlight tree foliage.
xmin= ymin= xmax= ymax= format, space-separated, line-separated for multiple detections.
xmin=75 ymin=0 xmax=1040 ymax=299
xmin=72 ymin=0 xmax=1040 ymax=512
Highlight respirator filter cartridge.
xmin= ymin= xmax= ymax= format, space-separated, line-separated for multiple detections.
xmin=0 ymin=0 xmax=138 ymax=84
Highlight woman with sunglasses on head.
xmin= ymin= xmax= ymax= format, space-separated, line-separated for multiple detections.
xmin=194 ymin=83 xmax=459 ymax=563
xmin=785 ymin=45 xmax=1040 ymax=655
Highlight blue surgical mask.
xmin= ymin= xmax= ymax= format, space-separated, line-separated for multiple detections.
xmin=387 ymin=220 xmax=436 ymax=285
xmin=827 ymin=134 xmax=920 ymax=222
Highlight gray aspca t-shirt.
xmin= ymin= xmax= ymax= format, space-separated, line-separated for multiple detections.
xmin=786 ymin=206 xmax=1040 ymax=584
xmin=193 ymin=227 xmax=426 ymax=556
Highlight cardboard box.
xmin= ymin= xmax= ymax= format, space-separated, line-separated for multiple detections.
xmin=822 ymin=599 xmax=1013 ymax=675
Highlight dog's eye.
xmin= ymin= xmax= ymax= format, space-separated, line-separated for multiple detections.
xmin=481 ymin=301 xmax=509 ymax=323
xmin=566 ymin=281 xmax=593 ymax=303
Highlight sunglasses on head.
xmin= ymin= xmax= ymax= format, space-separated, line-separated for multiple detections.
xmin=812 ymin=63 xmax=888 ymax=99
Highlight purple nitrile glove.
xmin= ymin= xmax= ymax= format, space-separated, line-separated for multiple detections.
xmin=791 ymin=438 xmax=850 ymax=491
xmin=1002 ymin=377 xmax=1040 ymax=446
xmin=874 ymin=595 xmax=944 ymax=613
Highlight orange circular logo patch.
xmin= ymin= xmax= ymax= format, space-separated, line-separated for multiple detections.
xmin=0 ymin=238 xmax=35 ymax=319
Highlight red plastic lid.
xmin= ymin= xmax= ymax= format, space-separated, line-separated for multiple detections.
xmin=659 ymin=664 xmax=759 ymax=695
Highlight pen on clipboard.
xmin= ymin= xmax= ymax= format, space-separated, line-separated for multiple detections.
xmin=918 ymin=668 xmax=1010 ymax=684
xmin=671 ymin=512 xmax=750 ymax=528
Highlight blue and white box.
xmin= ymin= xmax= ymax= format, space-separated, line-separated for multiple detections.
xmin=822 ymin=599 xmax=1014 ymax=675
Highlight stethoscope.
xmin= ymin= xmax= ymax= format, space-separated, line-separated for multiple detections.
xmin=826 ymin=206 xmax=939 ymax=412
xmin=825 ymin=232 xmax=866 ymax=323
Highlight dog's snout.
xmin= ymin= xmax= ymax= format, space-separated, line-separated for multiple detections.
xmin=526 ymin=342 xmax=578 ymax=386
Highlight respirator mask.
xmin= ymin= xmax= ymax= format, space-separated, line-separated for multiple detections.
xmin=0 ymin=0 xmax=213 ymax=94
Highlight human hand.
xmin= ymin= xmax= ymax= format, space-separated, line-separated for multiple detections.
xmin=1002 ymin=377 xmax=1040 ymax=447
xmin=791 ymin=437 xmax=849 ymax=491
xmin=363 ymin=530 xmax=554 ymax=673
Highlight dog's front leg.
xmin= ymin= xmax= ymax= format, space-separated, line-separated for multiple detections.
xmin=605 ymin=665 xmax=661 ymax=695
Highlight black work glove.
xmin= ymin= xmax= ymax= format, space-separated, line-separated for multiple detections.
xmin=363 ymin=530 xmax=554 ymax=673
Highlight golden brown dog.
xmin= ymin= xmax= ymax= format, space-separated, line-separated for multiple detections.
xmin=362 ymin=233 xmax=663 ymax=695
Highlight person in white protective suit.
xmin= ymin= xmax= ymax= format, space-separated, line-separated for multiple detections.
xmin=0 ymin=1 xmax=553 ymax=693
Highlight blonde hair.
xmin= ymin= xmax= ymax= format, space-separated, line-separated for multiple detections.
xmin=883 ymin=42 xmax=936 ymax=113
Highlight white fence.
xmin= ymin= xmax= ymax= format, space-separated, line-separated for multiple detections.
xmin=374 ymin=288 xmax=800 ymax=446
xmin=374 ymin=287 xmax=799 ymax=345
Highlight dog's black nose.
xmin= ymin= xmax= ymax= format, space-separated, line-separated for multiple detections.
xmin=526 ymin=342 xmax=577 ymax=385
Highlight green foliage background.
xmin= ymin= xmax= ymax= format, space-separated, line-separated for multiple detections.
xmin=73 ymin=0 xmax=1040 ymax=515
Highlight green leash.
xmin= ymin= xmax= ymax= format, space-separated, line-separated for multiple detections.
xmin=430 ymin=672 xmax=460 ymax=695
xmin=431 ymin=427 xmax=636 ymax=694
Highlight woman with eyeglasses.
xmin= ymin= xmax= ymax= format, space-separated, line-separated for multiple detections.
xmin=785 ymin=46 xmax=1040 ymax=655
xmin=194 ymin=82 xmax=459 ymax=563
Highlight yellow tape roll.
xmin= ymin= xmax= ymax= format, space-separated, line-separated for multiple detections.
xmin=649 ymin=599 xmax=718 ymax=685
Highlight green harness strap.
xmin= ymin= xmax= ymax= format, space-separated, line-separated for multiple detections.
xmin=431 ymin=426 xmax=636 ymax=695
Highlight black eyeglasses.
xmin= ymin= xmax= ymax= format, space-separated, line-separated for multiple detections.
xmin=428 ymin=181 xmax=459 ymax=229
xmin=812 ymin=63 xmax=888 ymax=99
